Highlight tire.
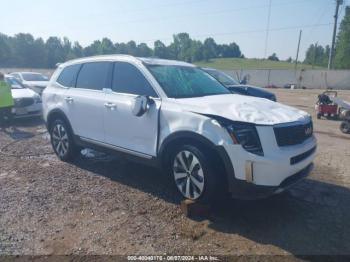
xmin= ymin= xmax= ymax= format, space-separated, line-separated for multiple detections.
xmin=340 ymin=121 xmax=350 ymax=134
xmin=168 ymin=144 xmax=221 ymax=203
xmin=316 ymin=113 xmax=322 ymax=119
xmin=49 ymin=119 xmax=80 ymax=161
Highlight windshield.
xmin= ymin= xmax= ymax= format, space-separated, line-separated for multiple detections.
xmin=5 ymin=77 xmax=25 ymax=89
xmin=21 ymin=73 xmax=48 ymax=82
xmin=147 ymin=65 xmax=230 ymax=98
xmin=205 ymin=69 xmax=239 ymax=86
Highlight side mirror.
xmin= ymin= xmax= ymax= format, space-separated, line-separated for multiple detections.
xmin=132 ymin=95 xmax=153 ymax=117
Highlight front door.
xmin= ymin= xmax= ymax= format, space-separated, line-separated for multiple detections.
xmin=104 ymin=61 xmax=160 ymax=157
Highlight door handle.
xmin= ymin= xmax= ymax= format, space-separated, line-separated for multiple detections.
xmin=65 ymin=97 xmax=74 ymax=103
xmin=104 ymin=102 xmax=116 ymax=110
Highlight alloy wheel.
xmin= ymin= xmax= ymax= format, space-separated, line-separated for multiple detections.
xmin=173 ymin=150 xmax=205 ymax=200
xmin=51 ymin=124 xmax=69 ymax=157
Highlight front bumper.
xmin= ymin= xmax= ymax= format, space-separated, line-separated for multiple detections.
xmin=12 ymin=103 xmax=43 ymax=118
xmin=219 ymin=125 xmax=317 ymax=199
xmin=229 ymin=163 xmax=313 ymax=199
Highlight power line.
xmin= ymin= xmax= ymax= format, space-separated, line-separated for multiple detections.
xmin=139 ymin=22 xmax=336 ymax=44
xmin=107 ymin=0 xmax=211 ymax=15
xmin=304 ymin=2 xmax=332 ymax=43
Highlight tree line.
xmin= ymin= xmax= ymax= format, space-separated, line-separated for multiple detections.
xmin=304 ymin=6 xmax=350 ymax=69
xmin=0 ymin=32 xmax=242 ymax=68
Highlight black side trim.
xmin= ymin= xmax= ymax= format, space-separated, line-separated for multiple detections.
xmin=290 ymin=146 xmax=317 ymax=165
xmin=74 ymin=135 xmax=159 ymax=167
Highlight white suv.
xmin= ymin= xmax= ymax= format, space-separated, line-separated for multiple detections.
xmin=43 ymin=55 xmax=317 ymax=202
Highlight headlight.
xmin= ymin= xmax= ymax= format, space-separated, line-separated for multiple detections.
xmin=216 ymin=118 xmax=263 ymax=156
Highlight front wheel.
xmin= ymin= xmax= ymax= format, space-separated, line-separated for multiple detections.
xmin=169 ymin=145 xmax=221 ymax=203
xmin=49 ymin=119 xmax=79 ymax=161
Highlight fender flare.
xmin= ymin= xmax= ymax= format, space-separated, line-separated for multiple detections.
xmin=158 ymin=131 xmax=236 ymax=192
xmin=46 ymin=109 xmax=75 ymax=135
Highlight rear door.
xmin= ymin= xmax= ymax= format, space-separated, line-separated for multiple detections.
xmin=103 ymin=61 xmax=160 ymax=157
xmin=64 ymin=62 xmax=111 ymax=142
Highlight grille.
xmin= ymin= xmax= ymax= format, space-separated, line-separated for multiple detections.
xmin=274 ymin=121 xmax=313 ymax=147
xmin=15 ymin=98 xmax=35 ymax=107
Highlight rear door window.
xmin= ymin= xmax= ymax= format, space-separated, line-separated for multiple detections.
xmin=112 ymin=62 xmax=158 ymax=97
xmin=57 ymin=64 xmax=81 ymax=87
xmin=76 ymin=62 xmax=111 ymax=90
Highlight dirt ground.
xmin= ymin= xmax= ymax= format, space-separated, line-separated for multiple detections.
xmin=1 ymin=89 xmax=350 ymax=257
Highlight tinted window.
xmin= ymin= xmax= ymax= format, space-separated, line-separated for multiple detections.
xmin=5 ymin=77 xmax=25 ymax=89
xmin=57 ymin=64 xmax=81 ymax=87
xmin=22 ymin=73 xmax=48 ymax=81
xmin=76 ymin=62 xmax=110 ymax=90
xmin=112 ymin=62 xmax=157 ymax=97
xmin=11 ymin=74 xmax=21 ymax=80
xmin=205 ymin=69 xmax=239 ymax=86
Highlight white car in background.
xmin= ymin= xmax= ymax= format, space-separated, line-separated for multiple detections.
xmin=4 ymin=75 xmax=42 ymax=118
xmin=10 ymin=72 xmax=49 ymax=95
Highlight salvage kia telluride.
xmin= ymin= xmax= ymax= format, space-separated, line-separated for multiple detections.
xmin=43 ymin=55 xmax=317 ymax=202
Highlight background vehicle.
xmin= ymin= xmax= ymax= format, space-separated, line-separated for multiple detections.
xmin=43 ymin=55 xmax=316 ymax=202
xmin=316 ymin=91 xmax=339 ymax=119
xmin=4 ymin=75 xmax=42 ymax=118
xmin=203 ymin=68 xmax=277 ymax=101
xmin=10 ymin=72 xmax=49 ymax=95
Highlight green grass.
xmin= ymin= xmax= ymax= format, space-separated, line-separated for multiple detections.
xmin=194 ymin=58 xmax=324 ymax=70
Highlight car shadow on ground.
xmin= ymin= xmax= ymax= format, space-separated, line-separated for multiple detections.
xmin=0 ymin=117 xmax=45 ymax=140
xmin=11 ymin=117 xmax=44 ymax=128
xmin=72 ymin=153 xmax=350 ymax=256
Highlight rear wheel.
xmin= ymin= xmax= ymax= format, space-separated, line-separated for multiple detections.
xmin=316 ymin=113 xmax=322 ymax=119
xmin=169 ymin=144 xmax=221 ymax=203
xmin=49 ymin=119 xmax=79 ymax=161
xmin=340 ymin=121 xmax=350 ymax=134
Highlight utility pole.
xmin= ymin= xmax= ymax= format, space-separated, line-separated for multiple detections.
xmin=295 ymin=30 xmax=302 ymax=71
xmin=312 ymin=42 xmax=318 ymax=69
xmin=264 ymin=0 xmax=272 ymax=58
xmin=328 ymin=0 xmax=343 ymax=70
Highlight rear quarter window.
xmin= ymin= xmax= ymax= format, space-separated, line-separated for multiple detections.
xmin=57 ymin=64 xmax=82 ymax=87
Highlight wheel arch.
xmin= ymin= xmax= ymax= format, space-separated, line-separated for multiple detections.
xmin=46 ymin=109 xmax=74 ymax=135
xmin=158 ymin=131 xmax=235 ymax=191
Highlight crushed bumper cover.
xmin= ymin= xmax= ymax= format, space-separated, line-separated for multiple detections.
xmin=229 ymin=163 xmax=314 ymax=199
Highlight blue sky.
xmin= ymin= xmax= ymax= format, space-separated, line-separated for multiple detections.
xmin=1 ymin=0 xmax=348 ymax=60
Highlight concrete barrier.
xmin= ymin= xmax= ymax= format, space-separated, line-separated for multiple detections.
xmin=224 ymin=69 xmax=350 ymax=90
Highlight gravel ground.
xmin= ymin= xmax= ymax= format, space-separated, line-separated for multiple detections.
xmin=1 ymin=89 xmax=350 ymax=257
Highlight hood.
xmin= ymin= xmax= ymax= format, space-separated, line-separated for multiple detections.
xmin=23 ymin=81 xmax=49 ymax=87
xmin=11 ymin=88 xmax=38 ymax=99
xmin=175 ymin=94 xmax=310 ymax=125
